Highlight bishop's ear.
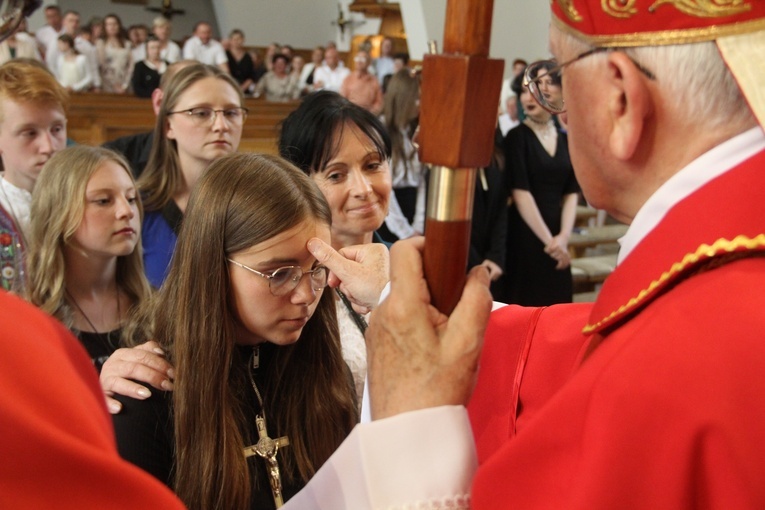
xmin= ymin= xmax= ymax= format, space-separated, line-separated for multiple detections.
xmin=606 ymin=51 xmax=653 ymax=161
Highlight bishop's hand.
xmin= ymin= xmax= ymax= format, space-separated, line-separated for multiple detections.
xmin=366 ymin=237 xmax=492 ymax=420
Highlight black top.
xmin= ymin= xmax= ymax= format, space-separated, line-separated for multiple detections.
xmin=132 ymin=60 xmax=167 ymax=98
xmin=112 ymin=343 xmax=304 ymax=509
xmin=497 ymin=123 xmax=580 ymax=306
xmin=76 ymin=329 xmax=121 ymax=374
xmin=469 ymin=127 xmax=507 ymax=272
xmin=103 ymin=131 xmax=154 ymax=178
xmin=227 ymin=50 xmax=256 ymax=86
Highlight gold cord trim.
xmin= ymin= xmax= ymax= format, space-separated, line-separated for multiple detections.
xmin=583 ymin=234 xmax=765 ymax=334
xmin=552 ymin=15 xmax=765 ymax=47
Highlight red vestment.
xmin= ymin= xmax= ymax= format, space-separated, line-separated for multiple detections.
xmin=0 ymin=291 xmax=185 ymax=509
xmin=469 ymin=148 xmax=765 ymax=508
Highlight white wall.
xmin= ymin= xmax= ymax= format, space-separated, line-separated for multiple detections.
xmin=399 ymin=0 xmax=551 ymax=81
xmin=212 ymin=0 xmax=380 ymax=52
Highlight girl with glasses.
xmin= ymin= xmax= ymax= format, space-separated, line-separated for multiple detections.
xmin=138 ymin=63 xmax=244 ymax=287
xmin=112 ymin=152 xmax=357 ymax=509
xmin=101 ymin=91 xmax=391 ymax=425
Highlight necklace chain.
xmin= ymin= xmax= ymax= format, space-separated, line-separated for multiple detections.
xmin=66 ymin=287 xmax=121 ymax=335
xmin=248 ymin=347 xmax=264 ymax=405
xmin=524 ymin=118 xmax=556 ymax=142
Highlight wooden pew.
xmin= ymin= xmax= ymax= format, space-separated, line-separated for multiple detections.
xmin=568 ymin=224 xmax=628 ymax=258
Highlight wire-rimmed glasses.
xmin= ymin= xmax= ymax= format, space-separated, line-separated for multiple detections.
xmin=168 ymin=106 xmax=249 ymax=127
xmin=524 ymin=47 xmax=656 ymax=114
xmin=228 ymin=259 xmax=329 ymax=297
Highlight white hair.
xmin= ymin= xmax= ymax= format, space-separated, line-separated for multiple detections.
xmin=552 ymin=27 xmax=756 ymax=132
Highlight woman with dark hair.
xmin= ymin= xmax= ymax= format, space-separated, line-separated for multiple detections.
xmin=253 ymin=53 xmax=299 ymax=102
xmin=54 ymin=34 xmax=93 ymax=91
xmin=112 ymin=152 xmax=358 ymax=509
xmin=226 ymin=29 xmax=256 ymax=94
xmin=279 ymin=90 xmax=392 ymax=406
xmin=496 ymin=64 xmax=579 ymax=306
xmin=131 ymin=35 xmax=167 ymax=98
xmin=96 ymin=14 xmax=133 ymax=94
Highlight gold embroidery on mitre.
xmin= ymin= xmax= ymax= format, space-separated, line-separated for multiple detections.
xmin=553 ymin=14 xmax=765 ymax=46
xmin=648 ymin=0 xmax=752 ymax=18
xmin=556 ymin=0 xmax=584 ymax=21
xmin=583 ymin=234 xmax=765 ymax=334
xmin=602 ymin=0 xmax=638 ymax=18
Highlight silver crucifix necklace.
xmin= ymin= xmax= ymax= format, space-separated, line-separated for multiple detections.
xmin=244 ymin=346 xmax=290 ymax=508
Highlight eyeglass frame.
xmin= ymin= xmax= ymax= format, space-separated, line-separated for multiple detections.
xmin=523 ymin=47 xmax=656 ymax=114
xmin=227 ymin=258 xmax=329 ymax=296
xmin=167 ymin=106 xmax=249 ymax=126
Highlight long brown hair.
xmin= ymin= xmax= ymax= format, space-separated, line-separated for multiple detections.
xmin=381 ymin=69 xmax=420 ymax=180
xmin=144 ymin=152 xmax=356 ymax=509
xmin=137 ymin=63 xmax=244 ymax=212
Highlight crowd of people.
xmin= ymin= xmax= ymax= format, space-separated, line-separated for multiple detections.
xmin=8 ymin=5 xmax=412 ymax=105
xmin=4 ymin=0 xmax=765 ymax=509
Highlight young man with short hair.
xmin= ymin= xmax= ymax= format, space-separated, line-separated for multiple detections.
xmin=0 ymin=60 xmax=67 ymax=292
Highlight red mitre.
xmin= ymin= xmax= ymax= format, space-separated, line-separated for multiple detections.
xmin=550 ymin=0 xmax=765 ymax=46
xmin=549 ymin=0 xmax=765 ymax=128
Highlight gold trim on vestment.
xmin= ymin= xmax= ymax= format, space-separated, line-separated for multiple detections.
xmin=583 ymin=234 xmax=765 ymax=334
xmin=552 ymin=14 xmax=765 ymax=46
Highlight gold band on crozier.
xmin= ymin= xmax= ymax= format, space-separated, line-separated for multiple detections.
xmin=426 ymin=166 xmax=477 ymax=222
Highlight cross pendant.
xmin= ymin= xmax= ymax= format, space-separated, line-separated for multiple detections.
xmin=243 ymin=414 xmax=289 ymax=508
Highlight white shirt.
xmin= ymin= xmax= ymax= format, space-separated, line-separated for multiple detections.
xmin=298 ymin=61 xmax=317 ymax=92
xmin=283 ymin=406 xmax=475 ymax=509
xmin=336 ymin=300 xmax=368 ymax=410
xmin=131 ymin=41 xmax=181 ymax=64
xmin=312 ymin=64 xmax=350 ymax=93
xmin=0 ymin=177 xmax=32 ymax=241
xmin=46 ymin=36 xmax=101 ymax=88
xmin=182 ymin=36 xmax=227 ymax=66
xmin=383 ymin=181 xmax=426 ymax=239
xmin=35 ymin=25 xmax=60 ymax=52
xmin=498 ymin=113 xmax=520 ymax=137
xmin=374 ymin=56 xmax=395 ymax=85
xmin=55 ymin=54 xmax=93 ymax=91
xmin=130 ymin=43 xmax=145 ymax=66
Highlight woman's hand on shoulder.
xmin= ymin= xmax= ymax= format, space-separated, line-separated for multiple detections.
xmin=100 ymin=341 xmax=175 ymax=414
xmin=307 ymin=237 xmax=390 ymax=315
